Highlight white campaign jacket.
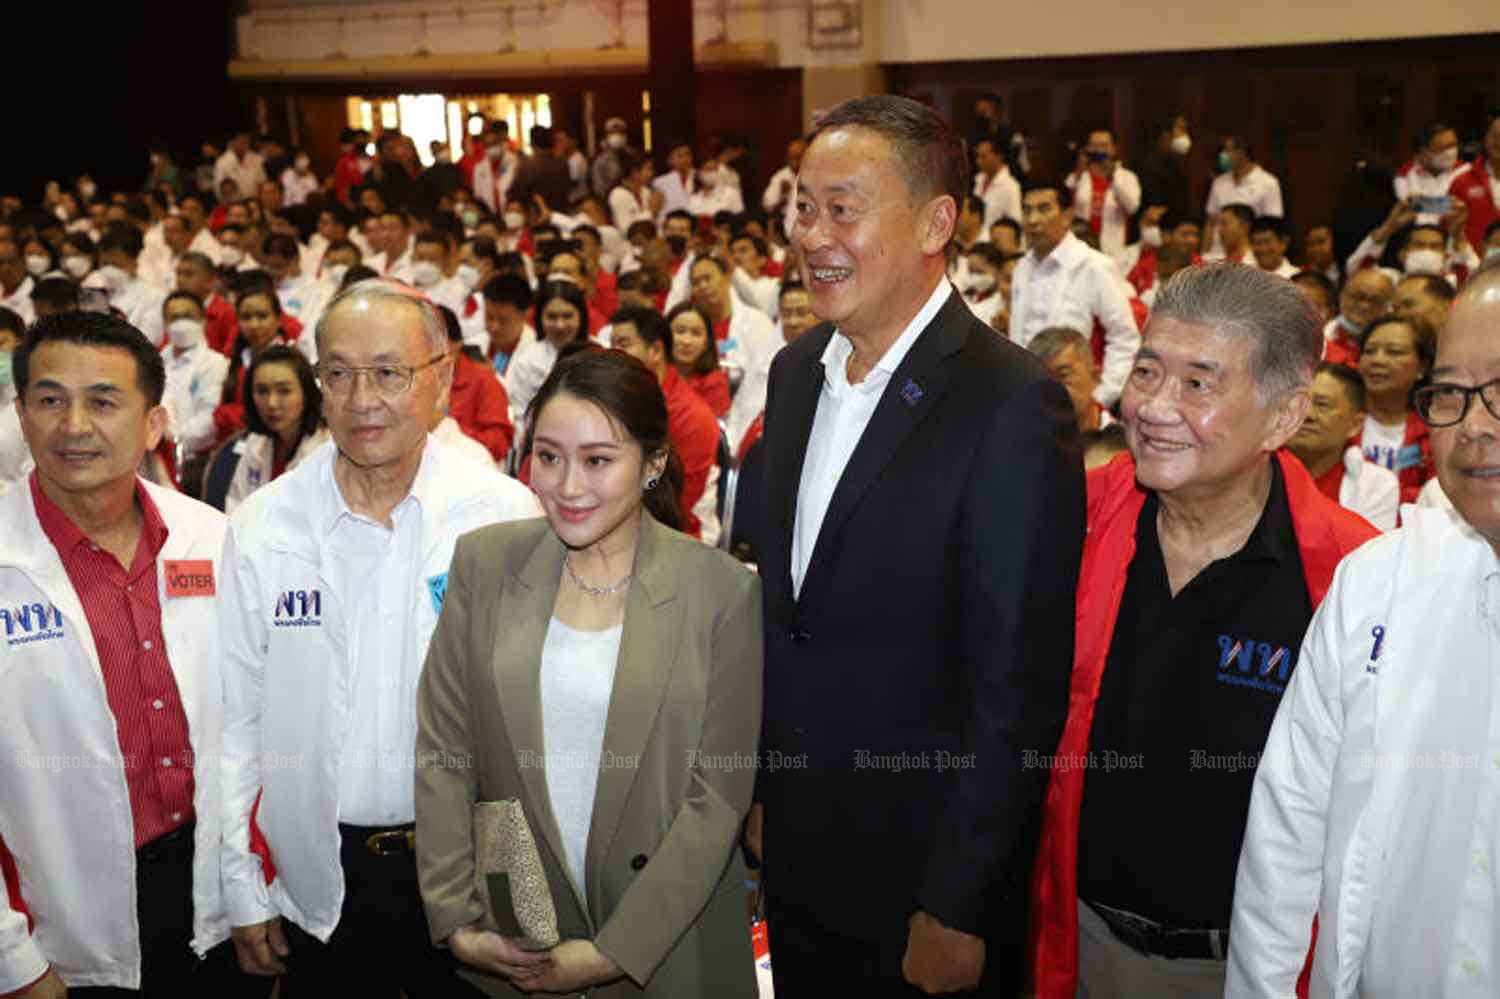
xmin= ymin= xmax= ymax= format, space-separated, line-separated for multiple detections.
xmin=1227 ymin=507 xmax=1495 ymax=998
xmin=0 ymin=479 xmax=230 ymax=992
xmin=1333 ymin=445 xmax=1400 ymax=531
xmin=218 ymin=436 xmax=540 ymax=941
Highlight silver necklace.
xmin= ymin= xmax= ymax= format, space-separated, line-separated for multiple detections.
xmin=564 ymin=553 xmax=632 ymax=597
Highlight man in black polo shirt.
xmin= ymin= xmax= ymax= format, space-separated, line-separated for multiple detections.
xmin=1028 ymin=264 xmax=1379 ymax=999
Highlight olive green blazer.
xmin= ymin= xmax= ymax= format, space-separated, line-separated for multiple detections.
xmin=415 ymin=514 xmax=762 ymax=997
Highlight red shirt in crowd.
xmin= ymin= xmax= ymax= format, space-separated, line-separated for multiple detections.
xmin=205 ymin=292 xmax=238 ymax=357
xmin=334 ymin=150 xmax=365 ymax=207
xmin=1451 ymin=155 xmax=1499 ymax=256
xmin=31 ymin=476 xmax=195 ymax=849
xmin=448 ymin=350 xmax=516 ymax=463
xmin=592 ymin=270 xmax=619 ymax=320
xmin=683 ymin=368 xmax=731 ymax=418
xmin=661 ymin=367 xmax=720 ymax=539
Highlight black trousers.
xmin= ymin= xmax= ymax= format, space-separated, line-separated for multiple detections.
xmin=277 ymin=824 xmax=485 ymax=999
xmin=71 ymin=825 xmax=273 ymax=999
xmin=765 ymin=892 xmax=1022 ymax=999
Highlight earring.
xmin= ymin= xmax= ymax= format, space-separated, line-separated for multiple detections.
xmin=645 ymin=475 xmax=660 ymax=490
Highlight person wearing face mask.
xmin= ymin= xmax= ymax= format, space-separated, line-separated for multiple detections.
xmin=59 ymin=233 xmax=97 ymax=282
xmin=1449 ymin=114 xmax=1500 ymax=256
xmin=687 ymin=159 xmax=744 ymax=219
xmin=1136 ymin=113 xmax=1193 ymax=228
xmin=409 ymin=231 xmax=467 ymax=313
xmin=473 ymin=122 xmax=519 ymax=215
xmin=0 ymin=307 xmax=32 ymax=487
xmin=1394 ymin=121 xmax=1471 ymax=207
xmin=1203 ymin=136 xmax=1283 ymax=256
xmin=451 ymin=235 xmax=499 ymax=349
xmin=22 ymin=239 xmax=57 ymax=282
xmin=173 ymin=251 xmax=238 ymax=356
xmin=609 ymin=151 xmax=659 ymax=234
xmin=160 ymin=292 xmax=231 ymax=494
xmin=1320 ymin=268 xmax=1394 ymax=368
xmin=1066 ymin=129 xmax=1142 ymax=262
xmin=962 ymin=242 xmax=1008 ymax=328
xmin=591 ymin=116 xmax=632 ymax=200
xmin=0 ymin=238 xmax=36 ymax=326
xmin=652 ymin=144 xmax=698 ymax=222
xmin=91 ymin=226 xmax=167 ymax=348
xmin=1347 ymin=208 xmax=1480 ymax=287
xmin=280 ymin=149 xmax=319 ymax=207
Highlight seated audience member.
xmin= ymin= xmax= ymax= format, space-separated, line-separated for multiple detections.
xmin=990 ymin=216 xmax=1023 ymax=255
xmin=452 ymin=235 xmax=500 ymax=344
xmin=222 ymin=345 xmax=327 ymax=514
xmin=0 ymin=306 xmax=32 ymax=486
xmin=1290 ymin=270 xmax=1337 ymax=325
xmin=161 ymin=291 xmax=230 ymax=492
xmin=729 ymin=231 xmax=779 ymax=318
xmin=974 ymin=135 xmax=1023 ymax=232
xmin=1125 ymin=211 xmax=1201 ymax=298
xmin=1302 ymin=224 xmax=1342 ymax=287
xmin=1203 ymin=203 xmax=1255 ymax=265
xmin=92 ymin=225 xmax=166 ymax=345
xmin=1079 ymin=423 xmax=1128 ymax=470
xmin=688 ymin=157 xmax=744 ymax=218
xmin=667 ymin=301 xmax=730 ymax=418
xmin=689 ymin=252 xmax=776 ymax=387
xmin=1203 ymin=136 xmax=1284 ymax=250
xmin=1027 ymin=326 xmax=1113 ymax=433
xmin=948 ymin=194 xmax=987 ymax=288
xmin=615 ymin=268 xmax=654 ymax=311
xmin=1249 ymin=215 xmax=1298 ymax=277
xmin=1321 ymin=268 xmax=1394 ymax=367
xmin=1010 ymin=180 xmax=1140 ymax=406
xmin=1346 ymin=204 xmax=1479 ymax=284
xmin=481 ymin=273 xmax=536 ymax=374
xmin=1394 ymin=120 xmax=1470 ymax=206
xmin=504 ymin=279 xmax=592 ymax=429
xmin=175 ymin=251 xmax=238 ymax=354
xmin=436 ymin=304 xmax=514 ymax=463
xmin=30 ymin=276 xmax=81 ymax=319
xmin=426 ymin=375 xmax=498 ymax=471
xmin=409 ymin=230 xmax=467 ymax=313
xmin=1287 ymin=362 xmax=1400 ymax=529
xmin=1029 ymin=265 xmax=1377 ymax=999
xmin=0 ymin=238 xmax=36 ymax=326
xmin=260 ymin=233 xmax=319 ymax=323
xmin=214 ymin=286 xmax=285 ymax=443
xmin=1393 ymin=271 xmax=1455 ymax=334
xmin=58 ymin=233 xmax=97 ymax=282
xmin=1448 ymin=114 xmax=1499 ymax=254
xmin=729 ymin=278 xmax=822 ymax=459
xmin=1226 ymin=258 xmax=1500 ymax=999
xmin=961 ymin=241 xmax=1009 ymax=327
xmin=608 ymin=305 xmax=720 ymax=543
xmin=1356 ymin=314 xmax=1436 ymax=503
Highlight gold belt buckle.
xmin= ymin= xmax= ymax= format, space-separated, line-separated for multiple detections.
xmin=364 ymin=829 xmax=416 ymax=856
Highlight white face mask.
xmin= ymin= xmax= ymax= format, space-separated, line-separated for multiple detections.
xmin=1404 ymin=248 xmax=1445 ymax=276
xmin=606 ymin=133 xmax=627 ymax=150
xmin=1170 ymin=134 xmax=1192 ymax=156
xmin=1141 ymin=226 xmax=1163 ymax=248
xmin=326 ymin=263 xmax=349 ymax=285
xmin=62 ymin=255 xmax=92 ymax=279
xmin=503 ymin=211 xmax=526 ymax=232
xmin=167 ymin=317 xmax=206 ymax=350
xmin=1430 ymin=148 xmax=1459 ymax=172
xmin=25 ymin=255 xmax=49 ymax=276
xmin=698 ymin=169 xmax=718 ymax=188
xmin=410 ymin=260 xmax=443 ymax=288
xmin=964 ymin=272 xmax=995 ymax=295
xmin=456 ymin=263 xmax=482 ymax=292
xmin=219 ymin=246 xmax=244 ymax=266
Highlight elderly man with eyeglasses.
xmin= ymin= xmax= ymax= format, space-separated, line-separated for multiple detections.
xmin=1229 ymin=256 xmax=1500 ymax=998
xmin=214 ymin=278 xmax=539 ymax=998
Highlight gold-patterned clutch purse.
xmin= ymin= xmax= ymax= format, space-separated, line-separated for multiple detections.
xmin=472 ymin=799 xmax=561 ymax=950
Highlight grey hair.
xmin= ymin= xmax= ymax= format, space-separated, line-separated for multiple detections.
xmin=1150 ymin=263 xmax=1321 ymax=404
xmin=314 ymin=277 xmax=448 ymax=358
xmin=1027 ymin=326 xmax=1091 ymax=363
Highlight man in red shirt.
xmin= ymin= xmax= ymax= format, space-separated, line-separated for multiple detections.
xmin=333 ymin=127 xmax=370 ymax=208
xmin=1 ymin=312 xmax=265 ymax=997
xmin=439 ymin=305 xmax=514 ymax=463
xmin=607 ymin=306 xmax=721 ymax=541
xmin=175 ymin=251 xmax=238 ymax=355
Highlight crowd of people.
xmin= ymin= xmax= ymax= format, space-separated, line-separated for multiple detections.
xmin=1 ymin=86 xmax=1499 ymax=999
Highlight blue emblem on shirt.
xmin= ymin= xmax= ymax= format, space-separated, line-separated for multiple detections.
xmin=426 ymin=573 xmax=449 ymax=615
xmin=900 ymin=378 xmax=924 ymax=407
xmin=1216 ymin=635 xmax=1294 ymax=694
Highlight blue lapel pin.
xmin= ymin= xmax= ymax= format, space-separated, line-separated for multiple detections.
xmin=900 ymin=378 xmax=923 ymax=407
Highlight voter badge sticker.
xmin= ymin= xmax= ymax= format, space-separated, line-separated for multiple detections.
xmin=426 ymin=572 xmax=449 ymax=615
xmin=164 ymin=560 xmax=216 ymax=597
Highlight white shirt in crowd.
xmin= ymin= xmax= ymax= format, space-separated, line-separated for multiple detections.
xmin=1205 ymin=164 xmax=1284 ymax=256
xmin=651 ymin=171 xmax=696 ymax=221
xmin=965 ymin=289 xmax=1005 ymax=329
xmin=1008 ymin=231 xmax=1141 ymax=407
xmin=1328 ymin=445 xmax=1400 ymax=531
xmin=189 ymin=227 xmax=223 ymax=265
xmin=1 ymin=277 xmax=35 ymax=327
xmin=432 ymin=416 xmax=497 ymax=470
xmin=1066 ymin=167 xmax=1142 ymax=261
xmin=540 ymin=616 xmax=624 ymax=900
xmin=163 ymin=341 xmax=230 ymax=461
xmin=1228 ymin=505 xmax=1500 ymax=999
xmin=1360 ymin=414 xmax=1409 ymax=471
xmin=102 ymin=274 xmax=166 ymax=348
xmin=503 ymin=336 xmax=564 ymax=429
xmin=1264 ymin=258 xmax=1300 ymax=279
xmin=0 ymin=383 xmax=32 ymax=487
xmin=214 ymin=149 xmax=267 ymax=201
xmin=1393 ymin=158 xmax=1472 ymax=203
xmin=732 ymin=267 xmax=780 ymax=320
xmin=688 ymin=182 xmax=744 ymax=219
xmin=223 ymin=430 xmax=328 ymax=517
xmin=974 ymin=164 xmax=1023 ymax=233
xmin=472 ymin=151 xmax=518 ymax=214
xmin=218 ymin=436 xmax=540 ymax=939
xmin=762 ymin=164 xmax=798 ymax=216
xmin=792 ymin=278 xmax=948 ymax=597
xmin=280 ymin=168 xmax=319 ymax=207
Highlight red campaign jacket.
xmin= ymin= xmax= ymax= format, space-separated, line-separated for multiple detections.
xmin=1353 ymin=409 xmax=1432 ymax=505
xmin=1028 ymin=449 xmax=1378 ymax=999
xmin=1451 ymin=156 xmax=1499 ymax=257
xmin=448 ymin=350 xmax=515 ymax=463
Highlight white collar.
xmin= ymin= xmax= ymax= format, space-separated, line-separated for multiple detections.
xmin=1032 ymin=231 xmax=1087 ymax=269
xmin=319 ymin=435 xmax=433 ymax=535
xmin=819 ymin=276 xmax=949 ymax=388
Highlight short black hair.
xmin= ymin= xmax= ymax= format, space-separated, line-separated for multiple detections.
xmin=15 ymin=310 xmax=166 ymax=406
xmin=340 ymin=265 xmax=380 ymax=292
xmin=163 ymin=290 xmax=206 ymax=315
xmin=1314 ymin=360 xmax=1365 ymax=410
xmin=1022 ymin=178 xmax=1074 ymax=210
xmin=0 ymin=306 xmax=25 ymax=339
xmin=96 ymin=224 xmax=144 ymax=259
xmin=731 ymin=232 xmax=769 ymax=259
xmin=966 ymin=242 xmax=1007 ymax=269
xmin=1250 ymin=215 xmax=1288 ymax=240
xmin=263 ymin=233 xmax=299 ymax=259
xmin=962 ymin=193 xmax=985 ymax=217
xmin=481 ymin=273 xmax=533 ymax=310
xmin=1291 ymin=269 xmax=1337 ymax=304
xmin=626 ymin=220 xmax=657 ymax=243
xmin=414 ymin=230 xmax=450 ymax=252
xmin=991 ymin=217 xmax=1022 ymax=240
xmin=244 ymin=344 xmax=322 ymax=445
xmin=437 ymin=304 xmax=463 ymax=343
xmin=31 ymin=277 xmax=80 ymax=311
xmin=690 ymin=254 xmax=729 ymax=277
xmin=462 ymin=235 xmax=500 ymax=268
xmin=810 ymin=94 xmax=968 ymax=209
xmin=664 ymin=209 xmax=693 ymax=227
xmin=1219 ymin=203 xmax=1256 ymax=229
xmin=610 ymin=305 xmax=670 ymax=355
xmin=1401 ymin=272 xmax=1456 ymax=303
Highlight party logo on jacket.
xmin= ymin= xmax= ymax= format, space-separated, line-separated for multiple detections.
xmin=273 ymin=588 xmax=323 ymax=628
xmin=1215 ymin=634 xmax=1294 ymax=694
xmin=1 ymin=602 xmax=65 ymax=646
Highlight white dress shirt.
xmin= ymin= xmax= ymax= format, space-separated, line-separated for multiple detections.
xmin=974 ymin=166 xmax=1023 ymax=233
xmin=503 ymin=335 xmax=562 ymax=427
xmin=0 ymin=384 xmax=32 ymax=487
xmin=1228 ymin=506 xmax=1500 ymax=998
xmin=608 ymin=185 xmax=652 ymax=233
xmin=1066 ymin=167 xmax=1142 ymax=261
xmin=163 ymin=342 xmax=230 ymax=459
xmin=762 ymin=165 xmax=798 ymax=216
xmin=432 ymin=416 xmax=497 ymax=470
xmin=111 ymin=275 xmax=166 ymax=347
xmin=214 ymin=150 xmax=267 ymax=201
xmin=792 ymin=278 xmax=948 ymax=597
xmin=688 ymin=183 xmax=744 ymax=218
xmin=1331 ymin=445 xmax=1400 ymax=531
xmin=1205 ymin=164 xmax=1284 ymax=219
xmin=281 ymin=168 xmax=319 ymax=207
xmin=0 ymin=277 xmax=34 ymax=327
xmin=652 ymin=171 xmax=696 ymax=221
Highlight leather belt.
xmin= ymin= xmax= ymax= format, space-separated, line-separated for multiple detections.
xmin=339 ymin=822 xmax=416 ymax=857
xmin=1085 ymin=899 xmax=1229 ymax=961
xmin=138 ymin=821 xmax=196 ymax=864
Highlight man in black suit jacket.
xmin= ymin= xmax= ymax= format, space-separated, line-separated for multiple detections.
xmin=755 ymin=95 xmax=1085 ymax=996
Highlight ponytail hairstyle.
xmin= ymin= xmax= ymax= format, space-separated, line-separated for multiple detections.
xmin=525 ymin=344 xmax=684 ymax=530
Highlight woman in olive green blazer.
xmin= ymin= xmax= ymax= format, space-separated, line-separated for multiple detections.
xmin=415 ymin=347 xmax=762 ymax=997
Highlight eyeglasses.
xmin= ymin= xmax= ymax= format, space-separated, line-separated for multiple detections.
xmin=318 ymin=354 xmax=446 ymax=397
xmin=1413 ymin=378 xmax=1500 ymax=428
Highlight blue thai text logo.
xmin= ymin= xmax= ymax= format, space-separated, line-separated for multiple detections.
xmin=2 ymin=603 xmax=66 ymax=647
xmin=273 ymin=589 xmax=322 ymax=628
xmin=1216 ymin=635 xmax=1293 ymax=694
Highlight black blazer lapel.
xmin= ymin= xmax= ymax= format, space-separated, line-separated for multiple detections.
xmin=796 ymin=291 xmax=970 ymax=611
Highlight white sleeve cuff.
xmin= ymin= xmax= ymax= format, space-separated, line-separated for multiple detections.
xmin=224 ymin=877 xmax=276 ymax=930
xmin=0 ymin=934 xmax=49 ymax=995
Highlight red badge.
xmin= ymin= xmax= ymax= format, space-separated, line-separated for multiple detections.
xmin=164 ymin=560 xmax=216 ymax=597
